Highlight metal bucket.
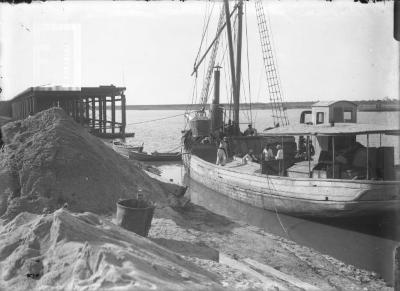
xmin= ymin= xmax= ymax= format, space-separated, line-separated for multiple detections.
xmin=116 ymin=198 xmax=155 ymax=237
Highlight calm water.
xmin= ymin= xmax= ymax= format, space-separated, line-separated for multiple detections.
xmin=125 ymin=109 xmax=400 ymax=285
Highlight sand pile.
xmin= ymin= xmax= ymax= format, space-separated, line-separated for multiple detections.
xmin=0 ymin=209 xmax=223 ymax=290
xmin=0 ymin=108 xmax=170 ymax=220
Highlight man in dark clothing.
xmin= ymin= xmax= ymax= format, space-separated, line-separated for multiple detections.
xmin=243 ymin=124 xmax=257 ymax=136
xmin=224 ymin=119 xmax=234 ymax=136
xmin=295 ymin=136 xmax=307 ymax=160
xmin=307 ymin=140 xmax=315 ymax=160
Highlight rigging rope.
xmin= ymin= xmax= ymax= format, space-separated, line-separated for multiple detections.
xmin=265 ymin=6 xmax=289 ymax=125
xmin=254 ymin=0 xmax=289 ymax=127
xmin=194 ymin=1 xmax=215 ymax=69
xmin=240 ymin=77 xmax=250 ymax=123
xmin=200 ymin=5 xmax=225 ymax=105
xmin=190 ymin=75 xmax=198 ymax=108
xmin=222 ymin=49 xmax=232 ymax=122
xmin=183 ymin=71 xmax=199 ymax=130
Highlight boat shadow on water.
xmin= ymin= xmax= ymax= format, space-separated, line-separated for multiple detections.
xmin=306 ymin=213 xmax=400 ymax=242
xmin=184 ymin=174 xmax=399 ymax=285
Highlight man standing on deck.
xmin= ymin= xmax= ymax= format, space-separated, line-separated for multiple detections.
xmin=244 ymin=124 xmax=257 ymax=136
xmin=222 ymin=136 xmax=229 ymax=154
xmin=216 ymin=140 xmax=227 ymax=166
xmin=276 ymin=144 xmax=284 ymax=175
xmin=225 ymin=119 xmax=234 ymax=136
xmin=307 ymin=140 xmax=315 ymax=160
xmin=263 ymin=145 xmax=274 ymax=161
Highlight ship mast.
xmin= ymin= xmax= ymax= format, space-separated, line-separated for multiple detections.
xmin=235 ymin=0 xmax=243 ymax=135
xmin=223 ymin=0 xmax=243 ymax=136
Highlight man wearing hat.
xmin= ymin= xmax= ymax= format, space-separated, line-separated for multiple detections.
xmin=244 ymin=124 xmax=257 ymax=136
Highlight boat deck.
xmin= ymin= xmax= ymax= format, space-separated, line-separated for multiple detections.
xmin=223 ymin=159 xmax=318 ymax=178
xmin=286 ymin=160 xmax=318 ymax=178
xmin=224 ymin=158 xmax=261 ymax=174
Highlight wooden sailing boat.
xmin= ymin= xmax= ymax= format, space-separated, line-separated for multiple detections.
xmin=112 ymin=140 xmax=144 ymax=158
xmin=128 ymin=151 xmax=182 ymax=162
xmin=182 ymin=0 xmax=400 ymax=217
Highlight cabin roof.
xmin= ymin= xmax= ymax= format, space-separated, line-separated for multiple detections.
xmin=312 ymin=100 xmax=357 ymax=107
xmin=261 ymin=123 xmax=400 ymax=136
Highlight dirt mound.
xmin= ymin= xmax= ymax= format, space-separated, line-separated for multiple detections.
xmin=0 ymin=209 xmax=223 ymax=290
xmin=0 ymin=108 xmax=169 ymax=220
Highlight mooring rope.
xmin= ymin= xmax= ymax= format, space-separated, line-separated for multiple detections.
xmin=264 ymin=174 xmax=290 ymax=238
xmin=165 ymin=144 xmax=182 ymax=153
xmin=126 ymin=113 xmax=186 ymax=126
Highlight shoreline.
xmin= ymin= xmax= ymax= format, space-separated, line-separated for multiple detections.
xmin=123 ymin=104 xmax=400 ymax=112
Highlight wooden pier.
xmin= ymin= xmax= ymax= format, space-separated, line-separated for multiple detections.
xmin=6 ymin=85 xmax=131 ymax=139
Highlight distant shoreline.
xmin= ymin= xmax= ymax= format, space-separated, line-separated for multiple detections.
xmin=124 ymin=102 xmax=400 ymax=112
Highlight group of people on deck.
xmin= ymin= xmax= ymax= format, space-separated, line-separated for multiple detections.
xmin=242 ymin=144 xmax=284 ymax=164
xmin=242 ymin=145 xmax=281 ymax=164
xmin=200 ymin=119 xmax=315 ymax=176
xmin=223 ymin=122 xmax=257 ymax=137
xmin=295 ymin=136 xmax=315 ymax=161
xmin=216 ymin=141 xmax=285 ymax=166
xmin=215 ymin=123 xmax=256 ymax=166
xmin=215 ymin=121 xmax=289 ymax=166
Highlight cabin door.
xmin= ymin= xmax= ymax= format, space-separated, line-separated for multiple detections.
xmin=333 ymin=107 xmax=344 ymax=122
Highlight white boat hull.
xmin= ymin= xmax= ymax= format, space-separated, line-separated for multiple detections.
xmin=184 ymin=154 xmax=400 ymax=217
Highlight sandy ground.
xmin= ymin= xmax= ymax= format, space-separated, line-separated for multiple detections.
xmin=0 ymin=209 xmax=229 ymax=291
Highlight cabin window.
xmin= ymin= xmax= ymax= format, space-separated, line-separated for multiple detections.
xmin=316 ymin=112 xmax=324 ymax=124
xmin=344 ymin=109 xmax=353 ymax=122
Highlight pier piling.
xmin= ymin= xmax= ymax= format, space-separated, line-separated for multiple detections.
xmin=6 ymin=85 xmax=128 ymax=139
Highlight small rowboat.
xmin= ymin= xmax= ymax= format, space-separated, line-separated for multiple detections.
xmin=112 ymin=140 xmax=144 ymax=158
xmin=129 ymin=151 xmax=182 ymax=162
xmin=94 ymin=132 xmax=135 ymax=139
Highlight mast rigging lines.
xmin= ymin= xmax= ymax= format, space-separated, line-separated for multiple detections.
xmin=255 ymin=0 xmax=289 ymax=127
xmin=200 ymin=7 xmax=225 ymax=105
xmin=191 ymin=0 xmax=289 ymax=128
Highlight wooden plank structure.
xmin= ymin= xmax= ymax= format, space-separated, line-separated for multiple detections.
xmin=7 ymin=85 xmax=130 ymax=139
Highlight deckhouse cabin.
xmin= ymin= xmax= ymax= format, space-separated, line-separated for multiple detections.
xmin=309 ymin=101 xmax=358 ymax=163
xmin=262 ymin=101 xmax=400 ymax=181
xmin=311 ymin=100 xmax=357 ymax=125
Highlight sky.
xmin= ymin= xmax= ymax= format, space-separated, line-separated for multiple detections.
xmin=0 ymin=1 xmax=398 ymax=105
